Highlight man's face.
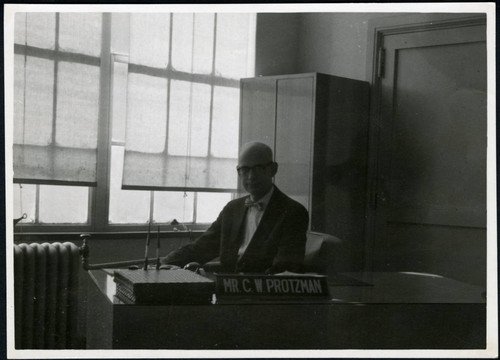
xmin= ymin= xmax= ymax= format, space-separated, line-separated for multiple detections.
xmin=237 ymin=148 xmax=276 ymax=200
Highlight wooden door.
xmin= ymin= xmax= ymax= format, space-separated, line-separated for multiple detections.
xmin=370 ymin=19 xmax=487 ymax=285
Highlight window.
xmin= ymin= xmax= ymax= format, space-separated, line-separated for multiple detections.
xmin=13 ymin=12 xmax=101 ymax=226
xmin=12 ymin=12 xmax=256 ymax=231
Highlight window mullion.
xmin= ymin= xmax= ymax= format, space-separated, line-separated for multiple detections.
xmin=205 ymin=13 xmax=218 ymax=185
xmin=93 ymin=13 xmax=112 ymax=231
xmin=150 ymin=191 xmax=155 ymax=223
xmin=35 ymin=184 xmax=40 ymax=223
xmin=193 ymin=192 xmax=198 ymax=223
xmin=50 ymin=14 xmax=59 ymax=174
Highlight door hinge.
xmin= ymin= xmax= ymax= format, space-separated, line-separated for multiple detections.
xmin=377 ymin=47 xmax=386 ymax=78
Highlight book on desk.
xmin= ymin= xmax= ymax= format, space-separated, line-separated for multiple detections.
xmin=113 ymin=269 xmax=215 ymax=305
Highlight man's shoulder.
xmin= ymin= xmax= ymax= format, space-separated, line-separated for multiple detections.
xmin=272 ymin=187 xmax=308 ymax=213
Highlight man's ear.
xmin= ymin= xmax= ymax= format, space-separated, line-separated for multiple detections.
xmin=270 ymin=162 xmax=278 ymax=176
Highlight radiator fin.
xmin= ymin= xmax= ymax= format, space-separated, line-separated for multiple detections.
xmin=13 ymin=245 xmax=24 ymax=349
xmin=31 ymin=243 xmax=47 ymax=349
xmin=42 ymin=243 xmax=58 ymax=349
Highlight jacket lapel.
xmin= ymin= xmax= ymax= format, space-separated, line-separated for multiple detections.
xmin=229 ymin=196 xmax=249 ymax=247
xmin=220 ymin=197 xmax=249 ymax=271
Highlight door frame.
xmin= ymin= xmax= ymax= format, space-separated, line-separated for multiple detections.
xmin=363 ymin=13 xmax=487 ymax=272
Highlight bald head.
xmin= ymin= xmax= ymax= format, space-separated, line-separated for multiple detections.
xmin=237 ymin=141 xmax=277 ymax=200
xmin=238 ymin=141 xmax=273 ymax=164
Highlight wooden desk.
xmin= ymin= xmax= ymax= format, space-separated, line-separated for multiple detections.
xmin=86 ymin=270 xmax=485 ymax=349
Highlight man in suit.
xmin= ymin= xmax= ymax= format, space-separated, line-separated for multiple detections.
xmin=161 ymin=141 xmax=309 ymax=273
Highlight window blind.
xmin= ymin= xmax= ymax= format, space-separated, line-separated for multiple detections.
xmin=121 ymin=13 xmax=255 ymax=191
xmin=13 ymin=13 xmax=102 ymax=186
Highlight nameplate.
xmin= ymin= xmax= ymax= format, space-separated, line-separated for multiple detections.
xmin=215 ymin=273 xmax=329 ymax=298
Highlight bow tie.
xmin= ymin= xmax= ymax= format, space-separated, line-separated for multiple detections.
xmin=244 ymin=198 xmax=264 ymax=211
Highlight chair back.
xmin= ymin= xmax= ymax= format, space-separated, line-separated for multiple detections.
xmin=304 ymin=231 xmax=342 ymax=274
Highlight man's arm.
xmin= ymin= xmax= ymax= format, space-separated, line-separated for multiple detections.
xmin=161 ymin=211 xmax=224 ymax=267
xmin=267 ymin=203 xmax=309 ymax=274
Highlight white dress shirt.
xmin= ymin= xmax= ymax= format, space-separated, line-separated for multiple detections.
xmin=238 ymin=186 xmax=274 ymax=258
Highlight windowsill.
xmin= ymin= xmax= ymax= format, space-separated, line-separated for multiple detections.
xmin=13 ymin=229 xmax=206 ymax=242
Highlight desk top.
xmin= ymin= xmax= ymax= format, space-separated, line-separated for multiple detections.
xmin=329 ymin=271 xmax=485 ymax=304
xmin=88 ymin=269 xmax=485 ymax=305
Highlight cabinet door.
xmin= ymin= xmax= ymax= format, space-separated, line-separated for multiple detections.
xmin=274 ymin=76 xmax=315 ymax=212
xmin=239 ymin=78 xmax=276 ymax=148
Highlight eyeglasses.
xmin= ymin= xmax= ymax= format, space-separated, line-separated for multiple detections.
xmin=236 ymin=162 xmax=273 ymax=176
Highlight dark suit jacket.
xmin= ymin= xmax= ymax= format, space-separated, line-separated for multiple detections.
xmin=162 ymin=186 xmax=309 ymax=273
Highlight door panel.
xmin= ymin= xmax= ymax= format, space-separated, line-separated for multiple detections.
xmin=239 ymin=78 xmax=276 ymax=148
xmin=239 ymin=78 xmax=277 ymax=194
xmin=274 ymin=77 xmax=314 ymax=210
xmin=373 ymin=23 xmax=487 ymax=285
xmin=388 ymin=42 xmax=487 ymax=226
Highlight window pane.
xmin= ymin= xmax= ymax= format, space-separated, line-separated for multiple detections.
xmin=14 ymin=13 xmax=26 ymax=45
xmin=168 ymin=80 xmax=211 ymax=156
xmin=171 ymin=13 xmax=193 ymax=72
xmin=193 ymin=13 xmax=215 ymax=74
xmin=13 ymin=54 xmax=26 ymax=144
xmin=215 ymin=14 xmax=253 ymax=79
xmin=56 ymin=62 xmax=100 ymax=148
xmin=211 ymin=86 xmax=239 ymax=158
xmin=13 ymin=184 xmax=36 ymax=224
xmin=196 ymin=192 xmax=231 ymax=223
xmin=111 ymin=60 xmax=128 ymax=143
xmin=153 ymin=191 xmax=194 ymax=224
xmin=172 ymin=13 xmax=214 ymax=74
xmin=14 ymin=13 xmax=57 ymax=49
xmin=108 ymin=145 xmax=150 ymax=224
xmin=126 ymin=73 xmax=168 ymax=152
xmin=39 ymin=185 xmax=89 ymax=223
xmin=14 ymin=56 xmax=54 ymax=146
xmin=59 ymin=13 xmax=102 ymax=57
xmin=111 ymin=13 xmax=129 ymax=55
xmin=130 ymin=13 xmax=170 ymax=67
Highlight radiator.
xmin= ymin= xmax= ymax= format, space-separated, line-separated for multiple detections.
xmin=14 ymin=242 xmax=80 ymax=349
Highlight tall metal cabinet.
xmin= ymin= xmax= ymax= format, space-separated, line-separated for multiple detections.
xmin=239 ymin=73 xmax=370 ymax=270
